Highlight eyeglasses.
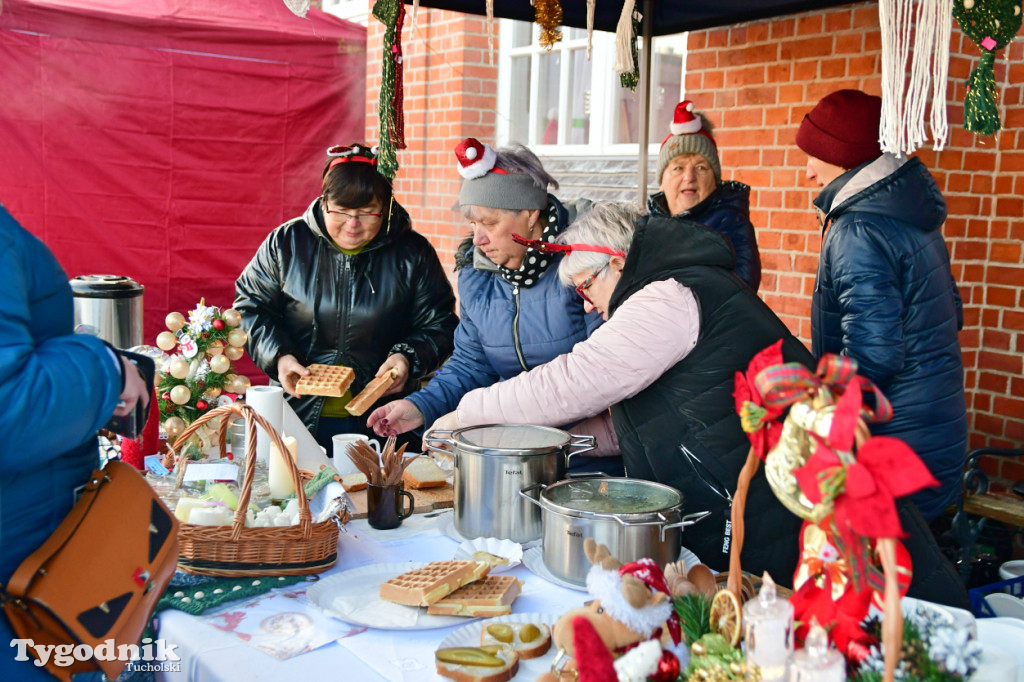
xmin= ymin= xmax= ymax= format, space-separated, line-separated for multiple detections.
xmin=323 ymin=203 xmax=382 ymax=224
xmin=575 ymin=263 xmax=609 ymax=305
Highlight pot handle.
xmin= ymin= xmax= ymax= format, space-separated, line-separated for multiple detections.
xmin=659 ymin=510 xmax=712 ymax=542
xmin=423 ymin=429 xmax=458 ymax=464
xmin=565 ymin=434 xmax=597 ymax=467
xmin=518 ymin=481 xmax=547 ymax=509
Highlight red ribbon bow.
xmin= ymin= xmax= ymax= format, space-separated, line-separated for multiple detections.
xmin=618 ymin=559 xmax=682 ymax=645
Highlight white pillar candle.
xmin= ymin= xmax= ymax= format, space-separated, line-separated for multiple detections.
xmin=245 ymin=385 xmax=284 ymax=465
xmin=268 ymin=435 xmax=298 ymax=500
xmin=744 ymin=573 xmax=794 ymax=681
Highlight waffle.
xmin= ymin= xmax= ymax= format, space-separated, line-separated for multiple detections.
xmin=379 ymin=561 xmax=490 ymax=607
xmin=426 ymin=575 xmax=521 ymax=617
xmin=346 ymin=369 xmax=399 ymax=416
xmin=295 ymin=364 xmax=355 ymax=397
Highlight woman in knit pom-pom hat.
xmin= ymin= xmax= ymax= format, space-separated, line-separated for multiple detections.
xmin=795 ymin=89 xmax=967 ymax=522
xmin=648 ymin=101 xmax=761 ymax=292
xmin=368 ymin=140 xmax=621 ymax=474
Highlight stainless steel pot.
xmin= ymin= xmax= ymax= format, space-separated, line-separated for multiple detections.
xmin=424 ymin=424 xmax=596 ymax=543
xmin=520 ymin=477 xmax=710 ymax=586
xmin=69 ymin=275 xmax=144 ymax=349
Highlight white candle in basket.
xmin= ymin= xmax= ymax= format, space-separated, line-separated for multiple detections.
xmin=268 ymin=434 xmax=298 ymax=500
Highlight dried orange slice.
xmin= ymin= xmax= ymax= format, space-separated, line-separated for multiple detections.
xmin=710 ymin=589 xmax=742 ymax=646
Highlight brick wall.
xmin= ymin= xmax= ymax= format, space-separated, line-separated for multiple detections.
xmin=367 ymin=2 xmax=1024 ymax=475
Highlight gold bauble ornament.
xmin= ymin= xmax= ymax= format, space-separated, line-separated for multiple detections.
xmin=169 ymin=357 xmax=190 ymax=380
xmin=206 ymin=339 xmax=225 ymax=356
xmin=156 ymin=331 xmax=178 ymax=351
xmin=169 ymin=385 xmax=191 ymax=405
xmin=226 ymin=328 xmax=247 ymax=348
xmin=165 ymin=311 xmax=186 ymax=332
xmin=222 ymin=308 xmax=242 ymax=327
xmin=203 ymin=386 xmax=222 ymax=399
xmin=236 ymin=375 xmax=251 ymax=392
xmin=163 ymin=416 xmax=185 ymax=438
xmin=209 ymin=354 xmax=231 ymax=374
xmin=224 ymin=346 xmax=244 ymax=361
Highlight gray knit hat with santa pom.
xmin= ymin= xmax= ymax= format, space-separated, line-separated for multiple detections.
xmin=657 ymin=101 xmax=721 ymax=183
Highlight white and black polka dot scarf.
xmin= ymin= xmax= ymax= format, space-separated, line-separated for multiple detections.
xmin=498 ymin=199 xmax=561 ymax=288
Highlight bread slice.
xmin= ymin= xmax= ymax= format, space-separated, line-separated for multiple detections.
xmin=426 ymin=575 xmax=522 ymax=617
xmin=295 ymin=364 xmax=355 ymax=397
xmin=338 ymin=472 xmax=367 ymax=492
xmin=345 ymin=369 xmax=399 ymax=416
xmin=402 ymin=456 xmax=447 ymax=489
xmin=436 ymin=647 xmax=519 ymax=682
xmin=379 ymin=560 xmax=489 ymax=607
xmin=480 ymin=621 xmax=551 ymax=660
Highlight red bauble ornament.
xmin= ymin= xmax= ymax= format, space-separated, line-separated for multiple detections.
xmin=212 ymin=319 xmax=225 ymax=331
xmin=196 ymin=400 xmax=209 ymax=411
xmin=161 ymin=392 xmax=171 ymax=402
xmin=651 ymin=650 xmax=680 ymax=682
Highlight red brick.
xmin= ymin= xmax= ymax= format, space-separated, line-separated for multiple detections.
xmin=780 ymin=37 xmax=834 ymax=61
xmin=979 ymin=351 xmax=1023 ymax=374
xmin=987 ymin=286 xmax=1019 ymax=308
xmin=835 ymin=33 xmax=863 ymax=54
xmin=984 ymin=329 xmax=1012 ymax=351
xmin=974 ymin=413 xmax=1005 ymax=438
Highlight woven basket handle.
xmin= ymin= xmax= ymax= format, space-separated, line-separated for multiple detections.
xmin=727 ymin=446 xmax=760 ymax=601
xmin=168 ymin=403 xmax=313 ymax=540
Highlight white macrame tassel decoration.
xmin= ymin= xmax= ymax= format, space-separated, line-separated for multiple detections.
xmin=613 ymin=0 xmax=637 ymax=76
xmin=411 ymin=0 xmax=420 ymax=33
xmin=487 ymin=0 xmax=495 ymax=65
xmin=878 ymin=0 xmax=952 ymax=155
xmin=587 ymin=0 xmax=596 ymax=60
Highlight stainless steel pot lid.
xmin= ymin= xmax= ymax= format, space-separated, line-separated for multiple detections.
xmin=542 ymin=478 xmax=683 ymax=514
xmin=450 ymin=424 xmax=571 ymax=456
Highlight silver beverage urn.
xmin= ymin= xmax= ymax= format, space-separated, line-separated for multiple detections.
xmin=69 ymin=275 xmax=144 ymax=349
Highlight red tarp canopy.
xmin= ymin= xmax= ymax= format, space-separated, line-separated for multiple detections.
xmin=0 ymin=0 xmax=365 ymax=378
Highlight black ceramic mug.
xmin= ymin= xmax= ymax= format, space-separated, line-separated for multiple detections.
xmin=366 ymin=482 xmax=415 ymax=530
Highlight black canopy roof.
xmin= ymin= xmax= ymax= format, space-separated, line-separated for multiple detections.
xmin=405 ymin=0 xmax=862 ymax=37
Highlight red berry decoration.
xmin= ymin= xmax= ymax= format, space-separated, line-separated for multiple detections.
xmin=196 ymin=400 xmax=209 ymax=411
xmin=651 ymin=650 xmax=680 ymax=682
xmin=212 ymin=319 xmax=225 ymax=331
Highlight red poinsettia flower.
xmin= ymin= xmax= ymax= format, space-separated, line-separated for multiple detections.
xmin=790 ymin=577 xmax=875 ymax=664
xmin=733 ymin=340 xmax=785 ymax=460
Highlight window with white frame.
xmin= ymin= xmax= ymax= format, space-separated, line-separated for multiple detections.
xmin=497 ymin=20 xmax=688 ymax=156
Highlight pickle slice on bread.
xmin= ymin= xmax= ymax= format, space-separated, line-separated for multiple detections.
xmin=435 ymin=646 xmax=518 ymax=682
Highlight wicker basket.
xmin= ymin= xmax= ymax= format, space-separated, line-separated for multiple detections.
xmin=168 ymin=403 xmax=348 ymax=577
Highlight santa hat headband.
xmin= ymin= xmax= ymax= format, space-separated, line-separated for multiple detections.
xmin=585 ymin=558 xmax=679 ymax=643
xmin=327 ymin=144 xmax=379 ymax=170
xmin=455 ymin=137 xmax=548 ymax=211
xmin=657 ymin=101 xmax=721 ymax=183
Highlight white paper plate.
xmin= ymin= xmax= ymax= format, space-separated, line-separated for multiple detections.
xmin=434 ymin=612 xmax=560 ymax=681
xmin=454 ymin=537 xmax=524 ymax=573
xmin=306 ymin=562 xmax=480 ymax=630
xmin=440 ymin=514 xmax=541 ymax=549
xmin=985 ymin=593 xmax=1024 ymax=620
xmin=977 ymin=619 xmax=1024 ymax=667
xmin=522 ymin=546 xmax=587 ymax=592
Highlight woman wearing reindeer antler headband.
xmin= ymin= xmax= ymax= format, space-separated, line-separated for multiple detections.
xmin=368 ymin=139 xmax=620 ymax=472
xmin=234 ymin=144 xmax=458 ymax=447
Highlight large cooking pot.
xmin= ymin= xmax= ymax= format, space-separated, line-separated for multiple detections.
xmin=520 ymin=477 xmax=710 ymax=586
xmin=424 ymin=424 xmax=596 ymax=543
xmin=69 ymin=275 xmax=144 ymax=349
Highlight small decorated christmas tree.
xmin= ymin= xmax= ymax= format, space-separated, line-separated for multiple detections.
xmin=154 ymin=300 xmax=251 ymax=448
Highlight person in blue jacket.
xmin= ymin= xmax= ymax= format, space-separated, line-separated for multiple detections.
xmin=795 ymin=89 xmax=968 ymax=519
xmin=367 ymin=139 xmax=617 ymax=468
xmin=0 ymin=204 xmax=149 ymax=680
xmin=647 ymin=100 xmax=761 ymax=292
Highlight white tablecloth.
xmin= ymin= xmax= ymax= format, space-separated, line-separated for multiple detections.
xmin=155 ymin=516 xmax=586 ymax=682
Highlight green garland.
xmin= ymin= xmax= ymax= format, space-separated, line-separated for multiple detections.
xmin=952 ymin=0 xmax=1023 ymax=135
xmin=372 ymin=0 xmax=403 ymax=179
xmin=620 ymin=14 xmax=641 ymax=90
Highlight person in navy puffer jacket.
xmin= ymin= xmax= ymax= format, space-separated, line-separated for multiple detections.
xmin=796 ymin=89 xmax=968 ymax=520
xmin=647 ymin=100 xmax=761 ymax=292
xmin=1 ymin=203 xmax=149 ymax=680
xmin=368 ymin=140 xmax=619 ymax=469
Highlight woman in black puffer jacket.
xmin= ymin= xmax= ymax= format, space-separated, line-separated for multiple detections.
xmin=234 ymin=144 xmax=458 ymax=446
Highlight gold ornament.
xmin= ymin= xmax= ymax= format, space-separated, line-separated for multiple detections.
xmin=535 ymin=0 xmax=563 ymax=49
xmin=206 ymin=339 xmax=225 ymax=356
xmin=203 ymin=386 xmax=222 ymax=400
xmin=224 ymin=346 xmax=244 ymax=361
xmin=163 ymin=416 xmax=185 ymax=438
xmin=156 ymin=331 xmax=178 ymax=351
xmin=221 ymin=308 xmax=242 ymax=327
xmin=165 ymin=311 xmax=186 ymax=332
xmin=233 ymin=375 xmax=252 ymax=394
xmin=169 ymin=357 xmax=190 ymax=380
xmin=226 ymin=328 xmax=247 ymax=348
xmin=169 ymin=385 xmax=191 ymax=405
xmin=209 ymin=354 xmax=231 ymax=374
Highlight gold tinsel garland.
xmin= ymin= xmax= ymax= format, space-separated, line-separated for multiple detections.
xmin=535 ymin=0 xmax=563 ymax=49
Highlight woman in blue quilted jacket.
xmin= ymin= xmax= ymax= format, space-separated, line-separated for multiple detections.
xmin=367 ymin=140 xmax=620 ymax=468
xmin=0 ymin=204 xmax=149 ymax=680
xmin=796 ymin=90 xmax=968 ymax=520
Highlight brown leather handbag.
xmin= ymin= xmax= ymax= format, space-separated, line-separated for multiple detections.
xmin=1 ymin=460 xmax=178 ymax=681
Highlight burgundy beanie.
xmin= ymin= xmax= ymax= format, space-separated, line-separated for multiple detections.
xmin=796 ymin=90 xmax=883 ymax=169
